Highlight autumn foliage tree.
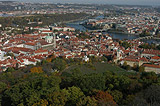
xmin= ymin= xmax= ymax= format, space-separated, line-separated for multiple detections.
xmin=30 ymin=67 xmax=43 ymax=73
xmin=94 ymin=90 xmax=117 ymax=106
xmin=46 ymin=54 xmax=56 ymax=63
xmin=32 ymin=99 xmax=48 ymax=106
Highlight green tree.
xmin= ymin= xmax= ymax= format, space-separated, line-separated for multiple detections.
xmin=140 ymin=72 xmax=158 ymax=87
xmin=123 ymin=95 xmax=135 ymax=105
xmin=126 ymin=65 xmax=131 ymax=71
xmin=139 ymin=66 xmax=144 ymax=72
xmin=105 ymin=73 xmax=131 ymax=92
xmin=75 ymin=74 xmax=106 ymax=93
xmin=110 ymin=90 xmax=123 ymax=104
xmin=41 ymin=60 xmax=48 ymax=65
xmin=32 ymin=99 xmax=48 ymax=106
xmin=123 ymin=61 xmax=127 ymax=68
xmin=131 ymin=85 xmax=160 ymax=105
xmin=76 ymin=96 xmax=97 ymax=106
xmin=53 ymin=58 xmax=67 ymax=71
xmin=47 ymin=91 xmax=68 ymax=106
xmin=6 ymin=67 xmax=15 ymax=72
xmin=66 ymin=86 xmax=85 ymax=106
xmin=2 ymin=74 xmax=61 ymax=106
xmin=121 ymin=41 xmax=131 ymax=49
xmin=143 ymin=85 xmax=160 ymax=105
xmin=0 ymin=82 xmax=7 ymax=93
xmin=133 ymin=64 xmax=139 ymax=71
xmin=0 ymin=82 xmax=7 ymax=106
xmin=71 ymin=68 xmax=82 ymax=76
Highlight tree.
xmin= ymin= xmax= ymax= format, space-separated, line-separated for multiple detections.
xmin=94 ymin=90 xmax=116 ymax=106
xmin=133 ymin=64 xmax=139 ymax=71
xmin=71 ymin=68 xmax=82 ymax=76
xmin=130 ymin=96 xmax=148 ymax=106
xmin=101 ymin=56 xmax=108 ymax=62
xmin=123 ymin=61 xmax=127 ymax=68
xmin=126 ymin=65 xmax=131 ymax=71
xmin=76 ymin=96 xmax=97 ymax=106
xmin=123 ymin=95 xmax=135 ymax=105
xmin=2 ymin=74 xmax=61 ymax=106
xmin=47 ymin=91 xmax=68 ymax=106
xmin=105 ymin=74 xmax=131 ymax=92
xmin=74 ymin=74 xmax=106 ymax=93
xmin=112 ymin=23 xmax=116 ymax=29
xmin=143 ymin=85 xmax=160 ymax=105
xmin=6 ymin=67 xmax=15 ymax=72
xmin=0 ymin=82 xmax=7 ymax=106
xmin=131 ymin=85 xmax=160 ymax=105
xmin=66 ymin=86 xmax=85 ymax=106
xmin=140 ymin=72 xmax=158 ymax=87
xmin=110 ymin=90 xmax=123 ymax=104
xmin=140 ymin=30 xmax=151 ymax=37
xmin=32 ymin=99 xmax=48 ymax=106
xmin=139 ymin=66 xmax=144 ymax=72
xmin=30 ymin=67 xmax=43 ymax=73
xmin=128 ymin=80 xmax=143 ymax=94
xmin=0 ymin=82 xmax=7 ymax=93
xmin=53 ymin=58 xmax=67 ymax=71
xmin=41 ymin=60 xmax=48 ymax=65
xmin=121 ymin=41 xmax=131 ymax=49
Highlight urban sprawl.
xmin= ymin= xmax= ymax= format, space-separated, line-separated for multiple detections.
xmin=0 ymin=1 xmax=160 ymax=74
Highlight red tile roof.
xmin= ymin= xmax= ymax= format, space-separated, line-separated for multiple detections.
xmin=151 ymin=56 xmax=160 ymax=60
xmin=35 ymin=49 xmax=48 ymax=53
xmin=143 ymin=64 xmax=160 ymax=68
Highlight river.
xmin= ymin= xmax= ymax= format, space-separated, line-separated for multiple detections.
xmin=66 ymin=16 xmax=159 ymax=43
xmin=66 ymin=15 xmax=140 ymax=40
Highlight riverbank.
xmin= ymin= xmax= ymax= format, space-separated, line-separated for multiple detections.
xmin=80 ymin=23 xmax=139 ymax=36
xmin=62 ymin=14 xmax=97 ymax=24
xmin=107 ymin=29 xmax=139 ymax=36
xmin=66 ymin=15 xmax=141 ymax=40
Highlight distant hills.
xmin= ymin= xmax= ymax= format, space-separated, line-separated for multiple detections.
xmin=0 ymin=1 xmax=17 ymax=3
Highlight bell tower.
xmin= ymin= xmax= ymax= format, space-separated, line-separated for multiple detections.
xmin=53 ymin=33 xmax=56 ymax=48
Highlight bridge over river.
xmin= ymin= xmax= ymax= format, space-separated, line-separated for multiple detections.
xmin=88 ymin=29 xmax=110 ymax=32
xmin=134 ymin=35 xmax=160 ymax=40
xmin=88 ymin=29 xmax=160 ymax=40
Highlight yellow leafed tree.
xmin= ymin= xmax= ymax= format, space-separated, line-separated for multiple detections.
xmin=30 ymin=67 xmax=43 ymax=73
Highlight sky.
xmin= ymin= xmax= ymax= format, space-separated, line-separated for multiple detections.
xmin=2 ymin=0 xmax=160 ymax=6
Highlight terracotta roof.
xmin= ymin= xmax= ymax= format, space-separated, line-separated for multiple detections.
xmin=142 ymin=49 xmax=160 ymax=55
xmin=25 ymin=42 xmax=36 ymax=46
xmin=151 ymin=56 xmax=160 ymax=60
xmin=6 ymin=47 xmax=34 ymax=53
xmin=139 ymin=57 xmax=148 ymax=62
xmin=143 ymin=64 xmax=160 ymax=68
xmin=41 ymin=30 xmax=53 ymax=33
xmin=28 ymin=58 xmax=36 ymax=62
xmin=123 ymin=58 xmax=139 ymax=62
xmin=35 ymin=49 xmax=48 ymax=53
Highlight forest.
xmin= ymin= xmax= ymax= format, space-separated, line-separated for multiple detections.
xmin=0 ymin=55 xmax=160 ymax=106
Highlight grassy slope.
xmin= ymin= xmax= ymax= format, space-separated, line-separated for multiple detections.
xmin=63 ymin=62 xmax=136 ymax=76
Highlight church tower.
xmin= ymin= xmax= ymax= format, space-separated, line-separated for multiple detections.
xmin=53 ymin=33 xmax=56 ymax=48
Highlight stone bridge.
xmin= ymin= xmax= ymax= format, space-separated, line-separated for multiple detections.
xmin=134 ymin=35 xmax=160 ymax=40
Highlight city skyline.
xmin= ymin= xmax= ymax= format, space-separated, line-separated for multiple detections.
xmin=1 ymin=0 xmax=160 ymax=6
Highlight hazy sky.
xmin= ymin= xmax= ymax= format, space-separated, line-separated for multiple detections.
xmin=2 ymin=0 xmax=160 ymax=6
